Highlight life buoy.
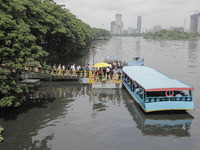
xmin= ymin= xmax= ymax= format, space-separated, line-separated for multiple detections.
xmin=165 ymin=91 xmax=174 ymax=97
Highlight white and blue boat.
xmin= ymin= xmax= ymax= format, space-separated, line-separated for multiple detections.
xmin=122 ymin=66 xmax=194 ymax=112
xmin=127 ymin=57 xmax=144 ymax=66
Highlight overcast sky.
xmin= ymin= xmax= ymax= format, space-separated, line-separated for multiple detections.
xmin=54 ymin=0 xmax=200 ymax=31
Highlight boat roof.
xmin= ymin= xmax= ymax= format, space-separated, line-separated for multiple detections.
xmin=127 ymin=60 xmax=144 ymax=66
xmin=122 ymin=66 xmax=194 ymax=92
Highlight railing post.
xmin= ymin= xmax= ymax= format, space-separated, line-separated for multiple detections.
xmin=89 ymin=70 xmax=92 ymax=86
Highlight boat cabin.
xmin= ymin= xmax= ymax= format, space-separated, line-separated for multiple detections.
xmin=122 ymin=66 xmax=194 ymax=112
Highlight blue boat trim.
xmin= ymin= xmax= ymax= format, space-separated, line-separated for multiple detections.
xmin=122 ymin=66 xmax=194 ymax=112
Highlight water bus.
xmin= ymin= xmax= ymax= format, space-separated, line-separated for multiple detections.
xmin=122 ymin=66 xmax=194 ymax=112
xmin=127 ymin=57 xmax=144 ymax=66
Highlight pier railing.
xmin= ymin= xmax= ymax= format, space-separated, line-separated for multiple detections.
xmin=20 ymin=65 xmax=91 ymax=78
xmin=18 ymin=65 xmax=123 ymax=83
xmin=145 ymin=96 xmax=193 ymax=103
xmin=89 ymin=70 xmax=122 ymax=85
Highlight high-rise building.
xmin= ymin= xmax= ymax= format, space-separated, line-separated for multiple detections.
xmin=137 ymin=16 xmax=142 ymax=33
xmin=152 ymin=25 xmax=162 ymax=32
xmin=170 ymin=26 xmax=184 ymax=32
xmin=111 ymin=21 xmax=115 ymax=34
xmin=190 ymin=12 xmax=200 ymax=33
xmin=111 ymin=14 xmax=124 ymax=34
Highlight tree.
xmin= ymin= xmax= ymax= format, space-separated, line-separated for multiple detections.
xmin=0 ymin=0 xmax=48 ymax=107
xmin=144 ymin=29 xmax=200 ymax=40
xmin=0 ymin=0 xmax=110 ymax=107
xmin=0 ymin=126 xmax=3 ymax=142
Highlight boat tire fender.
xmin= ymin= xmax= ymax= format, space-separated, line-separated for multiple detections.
xmin=165 ymin=91 xmax=174 ymax=97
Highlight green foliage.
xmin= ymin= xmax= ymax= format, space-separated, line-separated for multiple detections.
xmin=0 ymin=0 xmax=110 ymax=108
xmin=144 ymin=29 xmax=200 ymax=40
xmin=0 ymin=126 xmax=3 ymax=142
xmin=0 ymin=67 xmax=27 ymax=107
xmin=93 ymin=28 xmax=111 ymax=38
xmin=0 ymin=0 xmax=46 ymax=107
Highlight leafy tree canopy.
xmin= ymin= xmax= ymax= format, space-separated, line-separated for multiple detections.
xmin=0 ymin=126 xmax=3 ymax=142
xmin=144 ymin=29 xmax=200 ymax=40
xmin=0 ymin=0 xmax=110 ymax=108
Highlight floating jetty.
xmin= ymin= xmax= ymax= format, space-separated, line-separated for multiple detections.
xmin=91 ymin=81 xmax=122 ymax=89
xmin=21 ymin=71 xmax=82 ymax=81
xmin=89 ymin=75 xmax=122 ymax=89
xmin=21 ymin=79 xmax=40 ymax=88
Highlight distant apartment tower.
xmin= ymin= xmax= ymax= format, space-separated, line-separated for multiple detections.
xmin=170 ymin=26 xmax=184 ymax=32
xmin=111 ymin=14 xmax=124 ymax=34
xmin=127 ymin=27 xmax=133 ymax=34
xmin=153 ymin=25 xmax=162 ymax=32
xmin=190 ymin=12 xmax=200 ymax=33
xmin=137 ymin=16 xmax=142 ymax=33
xmin=111 ymin=21 xmax=115 ymax=33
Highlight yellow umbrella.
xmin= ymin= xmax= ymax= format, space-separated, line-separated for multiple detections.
xmin=93 ymin=62 xmax=111 ymax=68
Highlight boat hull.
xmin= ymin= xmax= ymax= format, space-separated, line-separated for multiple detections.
xmin=122 ymin=80 xmax=194 ymax=112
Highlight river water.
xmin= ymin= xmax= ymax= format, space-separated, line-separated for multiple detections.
xmin=0 ymin=37 xmax=200 ymax=150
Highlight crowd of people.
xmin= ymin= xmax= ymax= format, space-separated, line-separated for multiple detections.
xmin=92 ymin=66 xmax=122 ymax=81
xmin=21 ymin=61 xmax=124 ymax=81
xmin=49 ymin=62 xmax=123 ymax=80
xmin=50 ymin=63 xmax=90 ymax=76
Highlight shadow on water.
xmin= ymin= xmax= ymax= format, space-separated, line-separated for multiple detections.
xmin=89 ymin=88 xmax=194 ymax=137
xmin=0 ymin=97 xmax=56 ymax=149
xmin=188 ymin=40 xmax=199 ymax=68
xmin=89 ymin=89 xmax=122 ymax=117
xmin=0 ymin=93 xmax=56 ymax=121
xmin=122 ymin=90 xmax=194 ymax=137
xmin=0 ymin=81 xmax=90 ymax=150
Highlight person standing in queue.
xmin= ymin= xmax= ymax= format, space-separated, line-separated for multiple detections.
xmin=53 ymin=64 xmax=57 ymax=75
xmin=98 ymin=68 xmax=102 ymax=81
xmin=106 ymin=67 xmax=110 ymax=79
xmin=117 ymin=67 xmax=122 ymax=80
xmin=110 ymin=68 xmax=113 ymax=80
xmin=103 ymin=67 xmax=106 ymax=77
xmin=86 ymin=64 xmax=89 ymax=77
xmin=62 ymin=64 xmax=65 ymax=76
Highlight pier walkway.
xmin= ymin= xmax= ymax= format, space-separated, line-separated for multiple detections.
xmin=11 ymin=64 xmax=121 ymax=83
xmin=1 ymin=64 xmax=122 ymax=87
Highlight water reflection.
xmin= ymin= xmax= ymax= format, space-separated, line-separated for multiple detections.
xmin=0 ymin=82 xmax=90 ymax=150
xmin=187 ymin=40 xmax=199 ymax=69
xmin=20 ymin=82 xmax=90 ymax=104
xmin=124 ymin=99 xmax=194 ymax=137
xmin=34 ymin=82 xmax=90 ymax=98
xmin=136 ymin=37 xmax=141 ymax=55
xmin=88 ymin=89 xmax=194 ymax=138
xmin=89 ymin=89 xmax=194 ymax=137
xmin=89 ymin=89 xmax=122 ymax=118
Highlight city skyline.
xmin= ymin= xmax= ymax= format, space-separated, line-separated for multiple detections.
xmin=54 ymin=0 xmax=199 ymax=30
xmin=190 ymin=13 xmax=200 ymax=33
xmin=111 ymin=14 xmax=124 ymax=34
xmin=111 ymin=14 xmax=143 ymax=34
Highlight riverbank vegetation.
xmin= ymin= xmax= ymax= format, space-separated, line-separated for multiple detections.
xmin=0 ymin=126 xmax=3 ymax=142
xmin=0 ymin=0 xmax=110 ymax=108
xmin=144 ymin=29 xmax=200 ymax=40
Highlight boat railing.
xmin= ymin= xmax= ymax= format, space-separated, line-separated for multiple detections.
xmin=145 ymin=96 xmax=193 ymax=103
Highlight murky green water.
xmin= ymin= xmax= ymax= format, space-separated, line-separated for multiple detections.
xmin=1 ymin=37 xmax=200 ymax=150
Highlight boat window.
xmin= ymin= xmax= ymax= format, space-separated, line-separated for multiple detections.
xmin=146 ymin=90 xmax=190 ymax=98
xmin=146 ymin=91 xmax=165 ymax=97
xmin=174 ymin=90 xmax=189 ymax=96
